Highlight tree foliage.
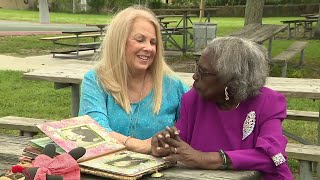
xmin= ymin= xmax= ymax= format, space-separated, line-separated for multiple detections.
xmin=87 ymin=0 xmax=107 ymax=13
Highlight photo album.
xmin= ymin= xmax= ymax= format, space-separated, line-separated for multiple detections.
xmin=26 ymin=115 xmax=171 ymax=179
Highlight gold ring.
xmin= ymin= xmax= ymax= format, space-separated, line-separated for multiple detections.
xmin=174 ymin=147 xmax=177 ymax=154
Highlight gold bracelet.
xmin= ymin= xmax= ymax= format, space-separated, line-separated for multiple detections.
xmin=124 ymin=136 xmax=131 ymax=146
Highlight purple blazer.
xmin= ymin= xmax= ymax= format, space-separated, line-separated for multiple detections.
xmin=175 ymin=87 xmax=293 ymax=180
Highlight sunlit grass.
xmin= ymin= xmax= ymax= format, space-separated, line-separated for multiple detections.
xmin=0 ymin=9 xmax=113 ymax=24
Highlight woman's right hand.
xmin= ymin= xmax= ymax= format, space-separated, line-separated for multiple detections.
xmin=151 ymin=126 xmax=180 ymax=157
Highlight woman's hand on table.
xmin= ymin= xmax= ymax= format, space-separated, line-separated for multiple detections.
xmin=152 ymin=126 xmax=223 ymax=169
xmin=162 ymin=135 xmax=211 ymax=169
xmin=126 ymin=138 xmax=152 ymax=154
xmin=151 ymin=126 xmax=179 ymax=157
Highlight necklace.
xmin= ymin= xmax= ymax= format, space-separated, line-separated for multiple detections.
xmin=235 ymin=103 xmax=240 ymax=109
xmin=128 ymin=75 xmax=146 ymax=138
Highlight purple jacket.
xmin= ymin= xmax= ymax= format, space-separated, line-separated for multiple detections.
xmin=175 ymin=87 xmax=293 ymax=180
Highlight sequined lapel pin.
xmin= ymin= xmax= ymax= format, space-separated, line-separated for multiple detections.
xmin=242 ymin=111 xmax=256 ymax=140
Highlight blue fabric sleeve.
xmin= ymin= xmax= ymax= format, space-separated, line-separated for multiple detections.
xmin=78 ymin=70 xmax=113 ymax=132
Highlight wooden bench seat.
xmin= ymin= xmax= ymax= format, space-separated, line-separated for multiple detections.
xmin=40 ymin=34 xmax=101 ymax=41
xmin=0 ymin=135 xmax=32 ymax=174
xmin=0 ymin=116 xmax=53 ymax=137
xmin=287 ymin=109 xmax=319 ymax=122
xmin=51 ymin=47 xmax=98 ymax=54
xmin=271 ymin=41 xmax=308 ymax=77
xmin=78 ymin=42 xmax=101 ymax=47
xmin=286 ymin=143 xmax=320 ymax=179
xmin=285 ymin=110 xmax=319 ymax=145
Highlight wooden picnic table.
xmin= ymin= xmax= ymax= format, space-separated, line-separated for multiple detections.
xmin=62 ymin=29 xmax=101 ymax=35
xmin=0 ymin=134 xmax=261 ymax=179
xmin=301 ymin=13 xmax=319 ymax=19
xmin=159 ymin=20 xmax=177 ymax=28
xmin=23 ymin=64 xmax=320 ymax=116
xmin=155 ymin=8 xmax=218 ymax=53
xmin=86 ymin=24 xmax=108 ymax=37
xmin=229 ymin=24 xmax=288 ymax=58
xmin=280 ymin=19 xmax=318 ymax=39
xmin=41 ymin=29 xmax=102 ymax=59
xmin=305 ymin=15 xmax=319 ymax=19
xmin=153 ymin=8 xmax=218 ymax=22
xmin=157 ymin=14 xmax=198 ymax=53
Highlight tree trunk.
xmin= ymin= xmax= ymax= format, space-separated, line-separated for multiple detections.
xmin=244 ymin=0 xmax=264 ymax=26
xmin=199 ymin=0 xmax=205 ymax=22
xmin=80 ymin=0 xmax=87 ymax=12
xmin=73 ymin=0 xmax=76 ymax=14
xmin=313 ymin=4 xmax=320 ymax=39
xmin=39 ymin=0 xmax=50 ymax=24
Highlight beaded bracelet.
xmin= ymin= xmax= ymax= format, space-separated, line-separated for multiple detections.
xmin=124 ymin=136 xmax=131 ymax=146
xmin=219 ymin=149 xmax=228 ymax=170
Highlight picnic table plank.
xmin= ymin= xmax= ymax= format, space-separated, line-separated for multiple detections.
xmin=229 ymin=24 xmax=287 ymax=43
xmin=23 ymin=64 xmax=93 ymax=84
xmin=141 ymin=164 xmax=261 ymax=180
xmin=0 ymin=116 xmax=52 ymax=133
xmin=0 ymin=133 xmax=261 ymax=179
xmin=40 ymin=33 xmax=101 ymax=40
xmin=23 ymin=65 xmax=320 ymax=100
xmin=272 ymin=41 xmax=308 ymax=62
xmin=229 ymin=24 xmax=287 ymax=58
xmin=286 ymin=143 xmax=320 ymax=162
xmin=0 ymin=135 xmax=32 ymax=174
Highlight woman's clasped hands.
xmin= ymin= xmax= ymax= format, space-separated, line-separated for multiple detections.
xmin=151 ymin=126 xmax=219 ymax=169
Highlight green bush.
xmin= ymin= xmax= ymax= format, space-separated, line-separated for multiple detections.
xmin=149 ymin=0 xmax=164 ymax=9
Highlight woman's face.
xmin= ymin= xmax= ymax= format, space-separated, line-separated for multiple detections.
xmin=192 ymin=51 xmax=225 ymax=101
xmin=125 ymin=18 xmax=156 ymax=73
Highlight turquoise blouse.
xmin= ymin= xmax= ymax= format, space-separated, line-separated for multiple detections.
xmin=79 ymin=70 xmax=190 ymax=140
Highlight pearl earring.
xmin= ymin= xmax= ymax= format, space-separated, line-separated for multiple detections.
xmin=225 ymin=87 xmax=229 ymax=101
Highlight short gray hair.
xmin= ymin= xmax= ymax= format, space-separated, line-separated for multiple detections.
xmin=204 ymin=37 xmax=269 ymax=102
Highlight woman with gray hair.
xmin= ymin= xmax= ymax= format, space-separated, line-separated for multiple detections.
xmin=79 ymin=6 xmax=189 ymax=154
xmin=151 ymin=37 xmax=293 ymax=179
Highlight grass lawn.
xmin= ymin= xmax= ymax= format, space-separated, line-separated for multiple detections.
xmin=0 ymin=9 xmax=113 ymax=24
xmin=0 ymin=9 xmax=319 ymax=176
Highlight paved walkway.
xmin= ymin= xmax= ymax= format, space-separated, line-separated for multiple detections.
xmin=0 ymin=20 xmax=182 ymax=70
xmin=0 ymin=20 xmax=101 ymax=36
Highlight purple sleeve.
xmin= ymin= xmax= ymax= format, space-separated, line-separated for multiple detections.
xmin=175 ymin=94 xmax=188 ymax=143
xmin=226 ymin=92 xmax=293 ymax=179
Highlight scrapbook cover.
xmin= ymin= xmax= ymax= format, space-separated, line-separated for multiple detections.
xmin=79 ymin=150 xmax=169 ymax=177
xmin=36 ymin=115 xmax=125 ymax=161
xmin=30 ymin=137 xmax=65 ymax=154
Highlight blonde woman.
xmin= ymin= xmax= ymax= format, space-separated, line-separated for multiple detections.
xmin=79 ymin=6 xmax=189 ymax=154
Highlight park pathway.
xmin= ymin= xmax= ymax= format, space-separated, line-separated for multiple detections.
xmin=0 ymin=20 xmax=100 ymax=36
